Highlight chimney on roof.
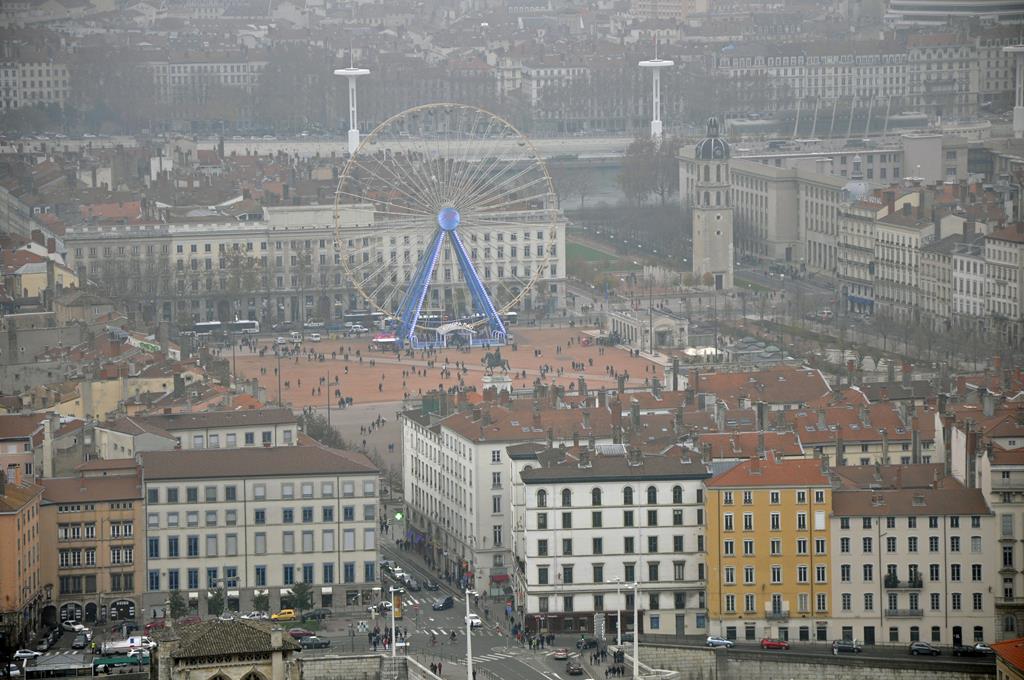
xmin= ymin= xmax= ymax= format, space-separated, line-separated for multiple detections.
xmin=750 ymin=455 xmax=762 ymax=475
xmin=630 ymin=399 xmax=641 ymax=431
xmin=847 ymin=359 xmax=856 ymax=387
xmin=617 ymin=374 xmax=626 ymax=394
xmin=532 ymin=401 xmax=541 ymax=427
xmin=578 ymin=447 xmax=591 ymax=469
xmin=578 ymin=376 xmax=587 ymax=400
xmin=589 ymin=434 xmax=596 ymax=451
xmin=887 ymin=360 xmax=896 ymax=383
xmin=700 ymin=441 xmax=712 ymax=464
xmin=757 ymin=429 xmax=766 ymax=457
xmin=820 ymin=452 xmax=829 ymax=475
xmin=982 ymin=389 xmax=996 ymax=418
xmin=816 ymin=408 xmax=826 ymax=431
xmin=652 ymin=377 xmax=661 ymax=399
xmin=613 ymin=423 xmax=622 ymax=445
xmin=582 ymin=409 xmax=591 ymax=431
xmin=835 ymin=433 xmax=846 ymax=466
xmin=573 ymin=430 xmax=580 ymax=449
xmin=598 ymin=389 xmax=607 ymax=409
xmin=672 ymin=357 xmax=680 ymax=391
xmin=674 ymin=407 xmax=685 ymax=436
xmin=626 ymin=446 xmax=643 ymax=467
xmin=860 ymin=405 xmax=871 ymax=428
xmin=902 ymin=362 xmax=912 ymax=387
xmin=881 ymin=428 xmax=890 ymax=465
xmin=756 ymin=401 xmax=766 ymax=431
xmin=911 ymin=415 xmax=921 ymax=465
xmin=547 ymin=428 xmax=554 ymax=449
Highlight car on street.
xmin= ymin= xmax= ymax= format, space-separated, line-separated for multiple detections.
xmin=552 ymin=648 xmax=569 ymax=660
xmin=760 ymin=638 xmax=790 ymax=650
xmin=71 ymin=634 xmax=88 ymax=649
xmin=380 ymin=560 xmax=397 ymax=572
xmin=909 ymin=641 xmax=940 ymax=656
xmin=275 ymin=336 xmax=288 ymax=346
xmin=706 ymin=636 xmax=734 ymax=648
xmin=348 ymin=324 xmax=369 ymax=334
xmin=240 ymin=612 xmax=269 ymax=620
xmin=431 ymin=596 xmax=454 ymax=611
xmin=953 ymin=643 xmax=993 ymax=656
xmin=6 ymin=664 xmax=22 ymax=678
xmin=832 ymin=639 xmax=863 ymax=653
xmin=369 ymin=600 xmax=393 ymax=614
xmin=13 ymin=650 xmax=41 ymax=660
xmin=405 ymin=578 xmax=421 ymax=592
xmin=576 ymin=637 xmax=598 ymax=650
xmin=271 ymin=609 xmax=296 ymax=622
xmin=424 ymin=580 xmax=440 ymax=591
xmin=465 ymin=614 xmax=482 ymax=628
xmin=34 ymin=639 xmax=49 ymax=653
xmin=299 ymin=636 xmax=331 ymax=649
xmin=301 ymin=608 xmax=332 ymax=622
xmin=392 ymin=568 xmax=406 ymax=582
xmin=307 ymin=333 xmax=321 ymax=342
xmin=144 ymin=620 xmax=166 ymax=634
xmin=566 ymin=660 xmax=584 ymax=675
xmin=61 ymin=621 xmax=86 ymax=632
xmin=288 ymin=628 xmax=315 ymax=640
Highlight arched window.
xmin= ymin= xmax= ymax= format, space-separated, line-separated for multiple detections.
xmin=591 ymin=488 xmax=602 ymax=507
xmin=241 ymin=673 xmax=268 ymax=680
xmin=672 ymin=486 xmax=683 ymax=504
xmin=646 ymin=486 xmax=658 ymax=504
xmin=623 ymin=487 xmax=634 ymax=506
xmin=561 ymin=488 xmax=572 ymax=507
xmin=703 ymin=191 xmax=710 ymax=206
xmin=703 ymin=165 xmax=710 ymax=182
xmin=537 ymin=489 xmax=547 ymax=508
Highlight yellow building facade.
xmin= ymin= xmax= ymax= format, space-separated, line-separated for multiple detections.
xmin=706 ymin=454 xmax=833 ymax=643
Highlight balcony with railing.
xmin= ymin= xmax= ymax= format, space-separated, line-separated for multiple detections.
xmin=884 ymin=574 xmax=923 ymax=589
xmin=885 ymin=608 xmax=923 ymax=618
xmin=766 ymin=610 xmax=790 ymax=621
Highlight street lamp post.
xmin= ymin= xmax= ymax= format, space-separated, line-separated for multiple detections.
xmin=389 ymin=586 xmax=402 ymax=658
xmin=465 ymin=588 xmax=478 ymax=680
xmin=612 ymin=577 xmax=623 ymax=647
xmin=631 ymin=581 xmax=640 ymax=679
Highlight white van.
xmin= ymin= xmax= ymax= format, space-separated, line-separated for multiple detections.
xmin=308 ymin=333 xmax=321 ymax=342
xmin=289 ymin=331 xmax=302 ymax=343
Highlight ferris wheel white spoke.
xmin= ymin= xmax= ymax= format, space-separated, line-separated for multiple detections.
xmin=463 ymin=189 xmax=556 ymax=216
xmin=366 ymin=154 xmax=437 ymax=215
xmin=346 ymin=158 xmax=433 ymax=214
xmin=451 ymin=150 xmax=526 ymax=212
xmin=447 ymin=114 xmax=500 ymax=208
xmin=404 ymin=127 xmax=449 ymax=213
xmin=459 ymin=163 xmax=549 ymax=214
xmin=334 ymin=189 xmax=435 ymax=219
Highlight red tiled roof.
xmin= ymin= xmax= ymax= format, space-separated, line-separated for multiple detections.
xmin=442 ymin=403 xmax=614 ymax=443
xmin=79 ymin=200 xmax=142 ymax=222
xmin=989 ymin=224 xmax=1024 ymax=244
xmin=694 ymin=366 xmax=830 ymax=408
xmin=992 ymin=637 xmax=1024 ymax=674
xmin=783 ymin=403 xmax=935 ymax=445
xmin=707 ymin=451 xmax=830 ymax=488
xmin=695 ymin=431 xmax=803 ymax=460
xmin=41 ymin=474 xmax=142 ymax=503
xmin=0 ymin=414 xmax=44 ymax=440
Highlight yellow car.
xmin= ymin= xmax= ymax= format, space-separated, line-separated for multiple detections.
xmin=271 ymin=609 xmax=296 ymax=621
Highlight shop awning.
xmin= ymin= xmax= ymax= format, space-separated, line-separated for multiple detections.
xmin=227 ymin=590 xmax=239 ymax=598
xmin=188 ymin=592 xmax=198 ymax=600
xmin=846 ymin=295 xmax=873 ymax=305
xmin=321 ymin=587 xmax=333 ymax=594
xmin=490 ymin=574 xmax=510 ymax=583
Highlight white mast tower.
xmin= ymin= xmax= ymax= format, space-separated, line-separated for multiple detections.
xmin=638 ymin=42 xmax=673 ymax=141
xmin=334 ymin=57 xmax=370 ymax=155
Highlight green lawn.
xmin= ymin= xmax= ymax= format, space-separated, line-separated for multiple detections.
xmin=567 ymin=241 xmax=616 ymax=263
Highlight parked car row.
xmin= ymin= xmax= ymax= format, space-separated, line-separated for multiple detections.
xmin=705 ymin=636 xmax=993 ymax=658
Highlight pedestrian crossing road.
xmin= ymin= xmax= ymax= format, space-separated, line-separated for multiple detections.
xmin=413 ymin=627 xmax=506 ymax=638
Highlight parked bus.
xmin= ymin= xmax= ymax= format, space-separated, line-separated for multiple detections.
xmin=343 ymin=310 xmax=385 ymax=328
xmin=192 ymin=321 xmax=223 ymax=337
xmin=228 ymin=319 xmax=260 ymax=335
xmin=501 ymin=311 xmax=519 ymax=325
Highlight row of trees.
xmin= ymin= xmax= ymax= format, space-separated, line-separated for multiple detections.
xmin=165 ymin=581 xmax=313 ymax=618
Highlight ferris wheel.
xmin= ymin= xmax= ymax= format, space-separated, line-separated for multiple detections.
xmin=333 ymin=103 xmax=559 ymax=349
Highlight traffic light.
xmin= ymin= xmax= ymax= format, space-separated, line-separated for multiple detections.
xmin=394 ymin=510 xmax=404 ymax=521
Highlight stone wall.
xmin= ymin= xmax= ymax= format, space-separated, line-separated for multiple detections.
xmin=637 ymin=644 xmax=996 ymax=680
xmin=301 ymin=653 xmax=384 ymax=680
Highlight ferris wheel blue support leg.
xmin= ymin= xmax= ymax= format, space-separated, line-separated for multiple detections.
xmin=448 ymin=229 xmax=507 ymax=346
xmin=395 ymin=229 xmax=445 ymax=350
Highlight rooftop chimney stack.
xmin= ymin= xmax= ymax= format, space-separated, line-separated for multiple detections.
xmin=672 ymin=357 xmax=680 ymax=391
xmin=582 ymin=409 xmax=591 ymax=431
xmin=630 ymin=399 xmax=641 ymax=431
xmin=902 ymin=362 xmax=912 ymax=388
xmin=617 ymin=374 xmax=626 ymax=394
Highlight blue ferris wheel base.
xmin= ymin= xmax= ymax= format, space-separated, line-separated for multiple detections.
xmin=393 ymin=209 xmax=508 ymax=350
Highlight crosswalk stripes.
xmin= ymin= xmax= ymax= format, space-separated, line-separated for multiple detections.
xmin=417 ymin=628 xmax=505 ymax=638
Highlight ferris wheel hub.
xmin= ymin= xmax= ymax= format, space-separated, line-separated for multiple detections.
xmin=437 ymin=207 xmax=461 ymax=231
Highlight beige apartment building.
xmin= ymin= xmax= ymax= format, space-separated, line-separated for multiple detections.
xmin=830 ymin=465 xmax=997 ymax=648
xmin=39 ymin=463 xmax=145 ymax=626
xmin=140 ymin=445 xmax=379 ymax=619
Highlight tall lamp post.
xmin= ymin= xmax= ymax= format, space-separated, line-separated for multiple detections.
xmin=389 ymin=586 xmax=402 ymax=658
xmin=632 ymin=581 xmax=640 ymax=679
xmin=465 ymin=588 xmax=478 ymax=680
xmin=611 ymin=577 xmax=623 ymax=647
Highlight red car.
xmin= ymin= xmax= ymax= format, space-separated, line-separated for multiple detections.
xmin=760 ymin=638 xmax=790 ymax=650
xmin=288 ymin=627 xmax=315 ymax=639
